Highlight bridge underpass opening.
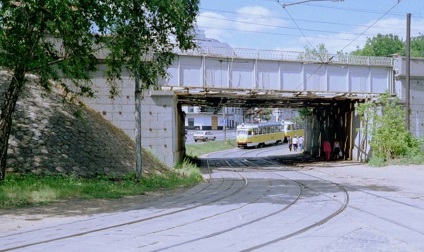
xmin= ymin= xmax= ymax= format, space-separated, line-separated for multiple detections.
xmin=177 ymin=90 xmax=366 ymax=163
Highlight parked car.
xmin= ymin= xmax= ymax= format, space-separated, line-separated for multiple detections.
xmin=193 ymin=131 xmax=216 ymax=142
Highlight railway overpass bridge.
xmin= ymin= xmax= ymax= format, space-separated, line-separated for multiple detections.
xmin=81 ymin=48 xmax=424 ymax=167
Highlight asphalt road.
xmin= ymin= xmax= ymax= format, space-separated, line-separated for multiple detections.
xmin=185 ymin=129 xmax=236 ymax=144
xmin=1 ymin=146 xmax=423 ymax=252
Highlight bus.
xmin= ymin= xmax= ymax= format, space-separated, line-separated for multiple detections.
xmin=236 ymin=121 xmax=304 ymax=148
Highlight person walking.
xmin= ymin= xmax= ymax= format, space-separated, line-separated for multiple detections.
xmin=298 ymin=136 xmax=304 ymax=151
xmin=323 ymin=140 xmax=331 ymax=161
xmin=334 ymin=139 xmax=341 ymax=160
xmin=288 ymin=137 xmax=293 ymax=151
xmin=292 ymin=136 xmax=298 ymax=151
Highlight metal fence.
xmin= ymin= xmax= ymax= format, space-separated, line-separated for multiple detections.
xmin=175 ymin=47 xmax=393 ymax=67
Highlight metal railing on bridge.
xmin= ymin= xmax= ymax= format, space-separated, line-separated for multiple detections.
xmin=174 ymin=47 xmax=393 ymax=67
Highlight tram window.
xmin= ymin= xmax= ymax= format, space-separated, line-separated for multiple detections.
xmin=254 ymin=128 xmax=258 ymax=135
xmin=237 ymin=130 xmax=247 ymax=136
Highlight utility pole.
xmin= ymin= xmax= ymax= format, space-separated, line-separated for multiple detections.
xmin=135 ymin=71 xmax=142 ymax=178
xmin=406 ymin=13 xmax=411 ymax=131
xmin=223 ymin=107 xmax=227 ymax=140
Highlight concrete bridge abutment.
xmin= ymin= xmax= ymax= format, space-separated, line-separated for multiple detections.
xmin=140 ymin=90 xmax=185 ymax=168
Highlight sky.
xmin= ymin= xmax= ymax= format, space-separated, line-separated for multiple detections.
xmin=196 ymin=0 xmax=424 ymax=54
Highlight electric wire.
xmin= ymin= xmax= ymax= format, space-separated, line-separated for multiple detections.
xmin=274 ymin=0 xmax=403 ymax=90
xmin=199 ymin=7 xmax=422 ymax=36
xmin=199 ymin=25 xmax=368 ymax=44
xmin=337 ymin=0 xmax=403 ymax=53
xmin=199 ymin=14 xmax=371 ymax=36
xmin=306 ymin=1 xmax=422 ymax=18
xmin=277 ymin=1 xmax=314 ymax=49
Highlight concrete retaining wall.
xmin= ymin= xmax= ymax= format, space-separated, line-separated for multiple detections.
xmin=140 ymin=90 xmax=182 ymax=167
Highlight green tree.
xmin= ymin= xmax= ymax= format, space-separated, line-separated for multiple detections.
xmin=302 ymin=43 xmax=330 ymax=62
xmin=351 ymin=34 xmax=405 ymax=57
xmin=243 ymin=108 xmax=273 ymax=122
xmin=0 ymin=0 xmax=199 ymax=180
xmin=411 ymin=34 xmax=424 ymax=57
xmin=356 ymin=92 xmax=421 ymax=163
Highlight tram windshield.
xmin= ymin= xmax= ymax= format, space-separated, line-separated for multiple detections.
xmin=237 ymin=130 xmax=248 ymax=136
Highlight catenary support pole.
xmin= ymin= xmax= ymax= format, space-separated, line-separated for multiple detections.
xmin=135 ymin=73 xmax=142 ymax=178
xmin=405 ymin=13 xmax=411 ymax=131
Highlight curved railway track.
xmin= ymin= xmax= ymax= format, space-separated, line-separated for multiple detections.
xmin=1 ymin=172 xmax=248 ymax=251
xmin=1 ymin=149 xmax=424 ymax=251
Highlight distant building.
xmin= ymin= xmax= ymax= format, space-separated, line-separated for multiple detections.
xmin=272 ymin=108 xmax=300 ymax=122
xmin=183 ymin=106 xmax=244 ymax=130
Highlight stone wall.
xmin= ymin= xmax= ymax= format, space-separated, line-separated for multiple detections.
xmin=2 ymin=74 xmax=137 ymax=177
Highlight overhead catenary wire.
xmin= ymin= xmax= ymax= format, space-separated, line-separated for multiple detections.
xmin=199 ymin=26 xmax=368 ymax=45
xmin=276 ymin=0 xmax=314 ymax=49
xmin=337 ymin=0 xmax=403 ymax=53
xmin=271 ymin=0 xmax=404 ymax=91
xmin=275 ymin=0 xmax=331 ymax=91
xmin=306 ymin=1 xmax=422 ymax=18
xmin=199 ymin=7 xmax=422 ymax=34
xmin=199 ymin=2 xmax=422 ymax=52
xmin=199 ymin=15 xmax=374 ymax=36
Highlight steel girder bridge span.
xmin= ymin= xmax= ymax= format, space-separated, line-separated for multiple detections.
xmin=157 ymin=48 xmax=394 ymax=162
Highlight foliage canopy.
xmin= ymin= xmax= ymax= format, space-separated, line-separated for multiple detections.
xmin=0 ymin=0 xmax=200 ymax=180
xmin=352 ymin=33 xmax=424 ymax=58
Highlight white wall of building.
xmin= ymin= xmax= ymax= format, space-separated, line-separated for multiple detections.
xmin=183 ymin=106 xmax=244 ymax=130
xmin=393 ymin=55 xmax=424 ymax=138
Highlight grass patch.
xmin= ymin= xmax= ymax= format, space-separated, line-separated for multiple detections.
xmin=1 ymin=138 xmax=235 ymax=210
xmin=0 ymin=168 xmax=203 ymax=209
xmin=185 ymin=139 xmax=237 ymax=158
xmin=368 ymin=149 xmax=424 ymax=167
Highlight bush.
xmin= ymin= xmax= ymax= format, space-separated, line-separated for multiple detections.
xmin=367 ymin=156 xmax=387 ymax=167
xmin=356 ymin=92 xmax=424 ymax=165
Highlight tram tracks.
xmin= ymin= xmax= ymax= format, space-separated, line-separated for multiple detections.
xmin=1 ymin=167 xmax=248 ymax=251
xmin=139 ymin=157 xmax=350 ymax=251
xmin=250 ymin=158 xmax=424 ymax=246
xmin=2 ymin=153 xmax=423 ymax=251
xmin=1 ymin=157 xmax=306 ymax=252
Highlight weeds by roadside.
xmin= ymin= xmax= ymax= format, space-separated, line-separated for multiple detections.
xmin=0 ymin=139 xmax=236 ymax=209
xmin=368 ymin=152 xmax=424 ymax=167
xmin=185 ymin=139 xmax=237 ymax=158
xmin=0 ymin=168 xmax=202 ymax=209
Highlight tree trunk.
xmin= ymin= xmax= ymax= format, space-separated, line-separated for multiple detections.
xmin=0 ymin=73 xmax=25 ymax=181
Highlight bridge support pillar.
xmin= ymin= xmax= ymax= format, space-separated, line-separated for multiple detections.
xmin=351 ymin=105 xmax=370 ymax=162
xmin=141 ymin=90 xmax=184 ymax=168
